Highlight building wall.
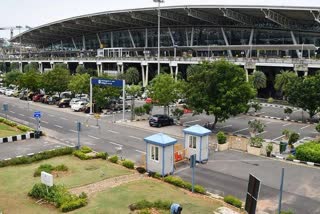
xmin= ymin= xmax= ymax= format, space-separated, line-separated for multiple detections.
xmin=146 ymin=143 xmax=163 ymax=174
xmin=164 ymin=145 xmax=174 ymax=175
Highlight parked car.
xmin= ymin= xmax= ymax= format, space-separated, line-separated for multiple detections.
xmin=0 ymin=87 xmax=6 ymax=94
xmin=32 ymin=94 xmax=44 ymax=102
xmin=145 ymin=97 xmax=152 ymax=104
xmin=106 ymin=99 xmax=130 ymax=111
xmin=12 ymin=90 xmax=20 ymax=97
xmin=5 ymin=89 xmax=14 ymax=96
xmin=71 ymin=101 xmax=88 ymax=112
xmin=57 ymin=98 xmax=71 ymax=108
xmin=149 ymin=114 xmax=174 ymax=127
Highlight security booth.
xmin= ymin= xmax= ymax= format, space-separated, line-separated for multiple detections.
xmin=144 ymin=133 xmax=177 ymax=176
xmin=183 ymin=125 xmax=211 ymax=163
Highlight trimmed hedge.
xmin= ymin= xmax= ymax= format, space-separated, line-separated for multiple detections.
xmin=16 ymin=124 xmax=33 ymax=132
xmin=73 ymin=150 xmax=92 ymax=160
xmin=96 ymin=152 xmax=108 ymax=160
xmin=28 ymin=183 xmax=87 ymax=212
xmin=224 ymin=195 xmax=242 ymax=208
xmin=34 ymin=164 xmax=69 ymax=177
xmin=0 ymin=117 xmax=33 ymax=131
xmin=0 ymin=147 xmax=74 ymax=168
xmin=163 ymin=176 xmax=206 ymax=194
xmin=217 ymin=131 xmax=227 ymax=144
xmin=122 ymin=160 xmax=134 ymax=169
xmin=296 ymin=141 xmax=320 ymax=163
xmin=109 ymin=155 xmax=119 ymax=163
xmin=129 ymin=199 xmax=171 ymax=211
xmin=80 ymin=146 xmax=93 ymax=154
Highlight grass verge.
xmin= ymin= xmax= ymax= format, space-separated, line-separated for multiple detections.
xmin=0 ymin=123 xmax=25 ymax=138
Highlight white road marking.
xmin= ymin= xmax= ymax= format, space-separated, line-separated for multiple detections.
xmin=135 ymin=149 xmax=146 ymax=154
xmin=216 ymin=125 xmax=232 ymax=129
xmin=60 ymin=117 xmax=68 ymax=120
xmin=233 ymin=127 xmax=248 ymax=134
xmin=266 ymin=121 xmax=274 ymax=124
xmin=88 ymin=135 xmax=100 ymax=140
xmin=272 ymin=135 xmax=285 ymax=141
xmin=9 ymin=111 xmax=15 ymax=114
xmin=129 ymin=136 xmax=142 ymax=141
xmin=282 ymin=123 xmax=292 ymax=126
xmin=256 ymin=131 xmax=267 ymax=136
xmin=301 ymin=125 xmax=311 ymax=130
xmin=109 ymin=141 xmax=122 ymax=147
xmin=19 ymin=113 xmax=25 ymax=117
xmin=107 ymin=130 xmax=119 ymax=134
xmin=54 ymin=124 xmax=63 ymax=129
xmin=41 ymin=121 xmax=48 ymax=124
xmin=69 ymin=129 xmax=77 ymax=133
xmin=184 ymin=119 xmax=201 ymax=124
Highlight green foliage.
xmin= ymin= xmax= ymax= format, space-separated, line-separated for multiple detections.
xmin=23 ymin=62 xmax=38 ymax=73
xmin=266 ymin=143 xmax=274 ymax=152
xmin=122 ymin=160 xmax=134 ymax=169
xmin=4 ymin=70 xmax=22 ymax=86
xmin=2 ymin=119 xmax=17 ymax=127
xmin=251 ymin=102 xmax=262 ymax=112
xmin=33 ymin=164 xmax=54 ymax=177
xmin=216 ymin=131 xmax=227 ymax=144
xmin=286 ymin=74 xmax=320 ymax=118
xmin=280 ymin=210 xmax=294 ymax=214
xmin=93 ymin=82 xmax=121 ymax=111
xmin=68 ymin=73 xmax=90 ymax=95
xmin=73 ymin=150 xmax=91 ymax=160
xmin=186 ymin=60 xmax=255 ymax=128
xmin=42 ymin=67 xmax=71 ymax=96
xmin=76 ymin=65 xmax=86 ymax=74
xmin=284 ymin=107 xmax=293 ymax=115
xmin=251 ymin=71 xmax=267 ymax=89
xmin=288 ymin=132 xmax=300 ymax=145
xmin=0 ymin=147 xmax=74 ymax=168
xmin=54 ymin=164 xmax=68 ymax=171
xmin=250 ymin=137 xmax=263 ymax=148
xmin=126 ymin=85 xmax=142 ymax=120
xmin=109 ymin=155 xmax=119 ymax=163
xmin=28 ymin=183 xmax=87 ymax=212
xmin=130 ymin=199 xmax=172 ymax=211
xmin=164 ymin=176 xmax=206 ymax=194
xmin=274 ymin=70 xmax=297 ymax=94
xmin=223 ymin=195 xmax=242 ymax=208
xmin=171 ymin=108 xmax=184 ymax=120
xmin=286 ymin=154 xmax=295 ymax=161
xmin=136 ymin=167 xmax=146 ymax=174
xmin=134 ymin=106 xmax=146 ymax=116
xmin=55 ymin=63 xmax=68 ymax=70
xmin=125 ymin=67 xmax=140 ymax=85
xmin=96 ymin=152 xmax=108 ymax=160
xmin=16 ymin=124 xmax=33 ymax=132
xmin=81 ymin=146 xmax=93 ymax=154
xmin=19 ymin=69 xmax=42 ymax=92
xmin=282 ymin=129 xmax=291 ymax=139
xmin=267 ymin=97 xmax=274 ymax=103
xmin=143 ymin=103 xmax=152 ymax=115
xmin=315 ymin=123 xmax=320 ymax=133
xmin=296 ymin=142 xmax=320 ymax=163
xmin=248 ymin=119 xmax=265 ymax=135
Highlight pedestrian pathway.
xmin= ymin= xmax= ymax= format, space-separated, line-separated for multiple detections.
xmin=69 ymin=173 xmax=146 ymax=196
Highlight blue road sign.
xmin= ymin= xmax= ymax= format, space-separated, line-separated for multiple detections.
xmin=33 ymin=111 xmax=42 ymax=118
xmin=91 ymin=78 xmax=123 ymax=87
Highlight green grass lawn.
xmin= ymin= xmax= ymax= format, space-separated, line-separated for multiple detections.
xmin=74 ymin=179 xmax=224 ymax=214
xmin=0 ymin=123 xmax=25 ymax=137
xmin=0 ymin=155 xmax=133 ymax=214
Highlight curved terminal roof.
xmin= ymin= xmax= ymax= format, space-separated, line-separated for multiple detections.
xmin=11 ymin=5 xmax=320 ymax=46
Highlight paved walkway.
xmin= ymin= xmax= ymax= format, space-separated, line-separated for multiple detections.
xmin=69 ymin=173 xmax=146 ymax=196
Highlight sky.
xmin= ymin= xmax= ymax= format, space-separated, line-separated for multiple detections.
xmin=1 ymin=0 xmax=320 ymax=38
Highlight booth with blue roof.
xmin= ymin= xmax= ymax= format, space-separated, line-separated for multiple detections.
xmin=183 ymin=125 xmax=211 ymax=163
xmin=144 ymin=133 xmax=177 ymax=176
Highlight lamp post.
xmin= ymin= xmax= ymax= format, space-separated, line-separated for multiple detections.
xmin=154 ymin=0 xmax=164 ymax=75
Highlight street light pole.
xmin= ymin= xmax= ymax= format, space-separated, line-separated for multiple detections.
xmin=154 ymin=0 xmax=164 ymax=75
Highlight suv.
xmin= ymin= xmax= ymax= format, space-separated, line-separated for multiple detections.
xmin=149 ymin=114 xmax=174 ymax=127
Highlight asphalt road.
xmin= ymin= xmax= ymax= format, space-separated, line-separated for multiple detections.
xmin=1 ymin=95 xmax=320 ymax=213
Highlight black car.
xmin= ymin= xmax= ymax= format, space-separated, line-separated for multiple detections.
xmin=149 ymin=114 xmax=174 ymax=127
xmin=57 ymin=98 xmax=71 ymax=108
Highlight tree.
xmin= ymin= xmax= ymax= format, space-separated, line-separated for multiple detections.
xmin=186 ymin=60 xmax=255 ymax=129
xmin=19 ymin=69 xmax=42 ymax=92
xmin=286 ymin=74 xmax=320 ymax=119
xmin=126 ymin=85 xmax=142 ymax=120
xmin=10 ymin=63 xmax=19 ymax=71
xmin=248 ymin=119 xmax=266 ymax=137
xmin=274 ymin=70 xmax=297 ymax=96
xmin=55 ymin=63 xmax=68 ymax=70
xmin=125 ymin=67 xmax=140 ymax=85
xmin=23 ymin=62 xmax=38 ymax=73
xmin=68 ymin=73 xmax=90 ymax=95
xmin=76 ymin=65 xmax=86 ymax=74
xmin=93 ymin=86 xmax=120 ymax=111
xmin=42 ymin=67 xmax=71 ymax=96
xmin=148 ymin=73 xmax=181 ymax=115
xmin=251 ymin=71 xmax=267 ymax=89
xmin=4 ymin=70 xmax=22 ymax=86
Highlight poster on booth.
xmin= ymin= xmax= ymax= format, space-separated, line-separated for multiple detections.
xmin=41 ymin=171 xmax=53 ymax=187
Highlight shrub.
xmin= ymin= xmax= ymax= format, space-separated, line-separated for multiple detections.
xmin=60 ymin=198 xmax=88 ymax=212
xmin=296 ymin=142 xmax=320 ymax=163
xmin=96 ymin=152 xmax=108 ymax=160
xmin=282 ymin=129 xmax=291 ymax=139
xmin=130 ymin=200 xmax=171 ymax=211
xmin=143 ymin=103 xmax=152 ymax=114
xmin=267 ymin=97 xmax=274 ymax=103
xmin=164 ymin=176 xmax=206 ymax=194
xmin=0 ymin=117 xmax=4 ymax=122
xmin=316 ymin=123 xmax=320 ymax=133
xmin=109 ymin=155 xmax=118 ymax=163
xmin=17 ymin=125 xmax=33 ymax=132
xmin=284 ymin=107 xmax=293 ymax=116
xmin=288 ymin=132 xmax=300 ymax=145
xmin=134 ymin=106 xmax=146 ymax=116
xmin=266 ymin=143 xmax=274 ymax=153
xmin=250 ymin=137 xmax=263 ymax=148
xmin=251 ymin=102 xmax=262 ymax=112
xmin=54 ymin=164 xmax=68 ymax=171
xmin=286 ymin=154 xmax=295 ymax=161
xmin=280 ymin=210 xmax=294 ymax=214
xmin=171 ymin=108 xmax=184 ymax=120
xmin=73 ymin=150 xmax=91 ymax=160
xmin=194 ymin=185 xmax=206 ymax=194
xmin=122 ymin=160 xmax=134 ymax=169
xmin=3 ymin=119 xmax=17 ymax=127
xmin=80 ymin=146 xmax=92 ymax=154
xmin=248 ymin=119 xmax=265 ymax=135
xmin=224 ymin=195 xmax=242 ymax=208
xmin=34 ymin=164 xmax=54 ymax=177
xmin=136 ymin=167 xmax=146 ymax=174
xmin=217 ymin=131 xmax=227 ymax=144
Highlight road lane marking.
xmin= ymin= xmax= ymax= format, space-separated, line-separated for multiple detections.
xmin=233 ymin=128 xmax=248 ymax=134
xmin=109 ymin=141 xmax=122 ymax=147
xmin=9 ymin=111 xmax=15 ymax=114
xmin=19 ymin=113 xmax=25 ymax=117
xmin=54 ymin=124 xmax=63 ymax=129
xmin=272 ymin=135 xmax=285 ymax=141
xmin=88 ymin=135 xmax=100 ymax=140
xmin=107 ymin=130 xmax=119 ymax=134
xmin=60 ymin=117 xmax=68 ymax=120
xmin=256 ymin=131 xmax=267 ymax=136
xmin=301 ymin=125 xmax=311 ymax=130
xmin=69 ymin=130 xmax=77 ymax=133
xmin=41 ymin=121 xmax=48 ymax=124
xmin=135 ymin=149 xmax=146 ymax=154
xmin=282 ymin=123 xmax=292 ymax=126
xmin=266 ymin=121 xmax=274 ymax=124
xmin=129 ymin=136 xmax=142 ymax=141
xmin=184 ymin=119 xmax=201 ymax=124
xmin=216 ymin=125 xmax=232 ymax=129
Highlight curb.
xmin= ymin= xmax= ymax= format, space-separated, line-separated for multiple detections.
xmin=246 ymin=113 xmax=315 ymax=124
xmin=272 ymin=154 xmax=320 ymax=167
xmin=0 ymin=132 xmax=35 ymax=143
xmin=260 ymin=103 xmax=301 ymax=111
xmin=104 ymin=109 xmax=131 ymax=115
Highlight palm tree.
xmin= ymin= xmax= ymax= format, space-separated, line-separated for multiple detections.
xmin=274 ymin=70 xmax=297 ymax=95
xmin=252 ymin=71 xmax=267 ymax=89
xmin=125 ymin=67 xmax=140 ymax=85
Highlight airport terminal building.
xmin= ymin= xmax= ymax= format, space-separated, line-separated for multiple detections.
xmin=2 ymin=5 xmax=320 ymax=86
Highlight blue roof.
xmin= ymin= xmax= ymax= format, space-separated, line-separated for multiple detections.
xmin=183 ymin=124 xmax=211 ymax=136
xmin=144 ymin=133 xmax=177 ymax=147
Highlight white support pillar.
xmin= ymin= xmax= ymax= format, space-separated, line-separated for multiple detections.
xmin=82 ymin=35 xmax=86 ymax=50
xmin=145 ymin=64 xmax=149 ymax=86
xmin=145 ymin=28 xmax=148 ymax=48
xmin=71 ymin=38 xmax=77 ymax=49
xmin=245 ymin=68 xmax=249 ymax=82
xmin=290 ymin=31 xmax=300 ymax=57
xmin=19 ymin=62 xmax=23 ymax=72
xmin=304 ymin=71 xmax=308 ymax=76
xmin=121 ymin=64 xmax=124 ymax=74
xmin=170 ymin=66 xmax=173 ymax=77
xmin=96 ymin=33 xmax=102 ymax=48
xmin=97 ymin=64 xmax=100 ymax=76
xmin=38 ymin=63 xmax=42 ymax=73
xmin=141 ymin=64 xmax=145 ymax=87
xmin=221 ymin=27 xmax=233 ymax=57
xmin=175 ymin=65 xmax=179 ymax=81
xmin=190 ymin=27 xmax=194 ymax=47
xmin=246 ymin=29 xmax=254 ymax=58
xmin=110 ymin=32 xmax=114 ymax=48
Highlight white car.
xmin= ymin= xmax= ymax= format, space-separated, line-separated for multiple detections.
xmin=0 ymin=87 xmax=6 ymax=94
xmin=71 ymin=101 xmax=88 ymax=112
xmin=5 ymin=89 xmax=14 ymax=96
xmin=70 ymin=98 xmax=81 ymax=106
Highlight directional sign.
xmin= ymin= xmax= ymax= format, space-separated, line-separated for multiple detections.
xmin=2 ymin=104 xmax=8 ymax=112
xmin=33 ymin=111 xmax=42 ymax=118
xmin=41 ymin=171 xmax=53 ymax=187
xmin=190 ymin=154 xmax=196 ymax=168
xmin=91 ymin=78 xmax=123 ymax=87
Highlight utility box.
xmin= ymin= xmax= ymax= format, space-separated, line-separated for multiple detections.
xmin=183 ymin=125 xmax=211 ymax=163
xmin=144 ymin=133 xmax=177 ymax=176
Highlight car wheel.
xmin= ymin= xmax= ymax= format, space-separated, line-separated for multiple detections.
xmin=158 ymin=123 xmax=162 ymax=128
xmin=62 ymin=104 xmax=66 ymax=108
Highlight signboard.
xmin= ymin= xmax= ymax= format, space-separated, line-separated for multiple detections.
xmin=41 ymin=171 xmax=53 ymax=187
xmin=91 ymin=78 xmax=123 ymax=87
xmin=190 ymin=154 xmax=196 ymax=168
xmin=76 ymin=121 xmax=81 ymax=132
xmin=245 ymin=174 xmax=261 ymax=214
xmin=2 ymin=104 xmax=8 ymax=112
xmin=33 ymin=111 xmax=41 ymax=118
